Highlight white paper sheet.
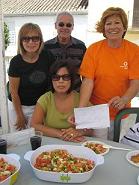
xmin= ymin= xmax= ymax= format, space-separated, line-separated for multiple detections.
xmin=74 ymin=104 xmax=110 ymax=129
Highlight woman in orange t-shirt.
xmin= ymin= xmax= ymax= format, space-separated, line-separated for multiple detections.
xmin=76 ymin=7 xmax=139 ymax=140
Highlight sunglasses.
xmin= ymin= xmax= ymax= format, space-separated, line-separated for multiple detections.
xmin=58 ymin=22 xmax=73 ymax=28
xmin=52 ymin=74 xmax=71 ymax=81
xmin=21 ymin=36 xmax=41 ymax=42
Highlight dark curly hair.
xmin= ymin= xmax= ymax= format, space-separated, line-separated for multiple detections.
xmin=50 ymin=59 xmax=76 ymax=93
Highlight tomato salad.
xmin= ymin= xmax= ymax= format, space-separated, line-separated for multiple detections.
xmin=84 ymin=142 xmax=107 ymax=154
xmin=34 ymin=149 xmax=95 ymax=173
xmin=0 ymin=158 xmax=16 ymax=182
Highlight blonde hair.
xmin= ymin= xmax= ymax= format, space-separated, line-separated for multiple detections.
xmin=96 ymin=7 xmax=128 ymax=38
xmin=17 ymin=23 xmax=44 ymax=55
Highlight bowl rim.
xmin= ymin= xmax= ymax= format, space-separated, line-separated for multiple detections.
xmin=126 ymin=150 xmax=139 ymax=167
xmin=0 ymin=154 xmax=21 ymax=184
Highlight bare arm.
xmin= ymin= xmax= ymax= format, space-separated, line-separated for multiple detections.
xmin=79 ymin=78 xmax=94 ymax=107
xmin=9 ymin=76 xmax=26 ymax=130
xmin=109 ymin=79 xmax=139 ymax=110
xmin=31 ymin=103 xmax=93 ymax=142
xmin=31 ymin=103 xmax=62 ymax=138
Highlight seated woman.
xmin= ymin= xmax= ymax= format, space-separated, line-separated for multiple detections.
xmin=31 ymin=60 xmax=93 ymax=142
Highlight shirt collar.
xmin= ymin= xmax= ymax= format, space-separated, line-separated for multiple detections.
xmin=54 ymin=36 xmax=77 ymax=45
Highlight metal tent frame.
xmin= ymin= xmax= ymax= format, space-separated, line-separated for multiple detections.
xmin=0 ymin=0 xmax=9 ymax=134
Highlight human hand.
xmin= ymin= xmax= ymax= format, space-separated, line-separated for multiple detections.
xmin=61 ymin=128 xmax=85 ymax=142
xmin=109 ymin=96 xmax=128 ymax=110
xmin=70 ymin=136 xmax=86 ymax=142
xmin=15 ymin=115 xmax=27 ymax=130
xmin=67 ymin=114 xmax=75 ymax=125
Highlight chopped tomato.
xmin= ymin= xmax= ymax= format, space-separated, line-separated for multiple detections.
xmin=34 ymin=149 xmax=95 ymax=173
xmin=6 ymin=164 xmax=16 ymax=172
xmin=0 ymin=158 xmax=16 ymax=182
xmin=0 ymin=175 xmax=8 ymax=181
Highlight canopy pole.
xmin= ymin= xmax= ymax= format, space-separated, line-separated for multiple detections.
xmin=0 ymin=0 xmax=9 ymax=134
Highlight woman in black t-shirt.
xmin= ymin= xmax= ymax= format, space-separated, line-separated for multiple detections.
xmin=8 ymin=23 xmax=54 ymax=132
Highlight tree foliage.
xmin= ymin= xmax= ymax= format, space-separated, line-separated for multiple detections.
xmin=4 ymin=22 xmax=10 ymax=49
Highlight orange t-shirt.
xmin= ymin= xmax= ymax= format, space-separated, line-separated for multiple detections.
xmin=80 ymin=39 xmax=139 ymax=120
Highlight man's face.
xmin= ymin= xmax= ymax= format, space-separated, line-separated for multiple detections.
xmin=55 ymin=15 xmax=74 ymax=40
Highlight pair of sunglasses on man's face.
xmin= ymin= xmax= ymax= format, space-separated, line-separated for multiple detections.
xmin=52 ymin=74 xmax=71 ymax=81
xmin=21 ymin=36 xmax=41 ymax=43
xmin=58 ymin=22 xmax=73 ymax=28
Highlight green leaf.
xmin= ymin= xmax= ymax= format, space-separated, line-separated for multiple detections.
xmin=4 ymin=22 xmax=10 ymax=49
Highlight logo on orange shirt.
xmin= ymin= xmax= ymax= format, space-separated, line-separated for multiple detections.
xmin=120 ymin=62 xmax=128 ymax=69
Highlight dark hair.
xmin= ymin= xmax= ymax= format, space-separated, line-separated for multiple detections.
xmin=50 ymin=60 xmax=76 ymax=93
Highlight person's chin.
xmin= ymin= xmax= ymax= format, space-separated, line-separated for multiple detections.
xmin=57 ymin=89 xmax=68 ymax=93
xmin=60 ymin=33 xmax=70 ymax=37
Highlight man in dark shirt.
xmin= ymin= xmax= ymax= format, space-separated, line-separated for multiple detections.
xmin=44 ymin=11 xmax=86 ymax=92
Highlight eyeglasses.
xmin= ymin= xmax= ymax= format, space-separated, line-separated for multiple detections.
xmin=52 ymin=74 xmax=71 ymax=81
xmin=58 ymin=22 xmax=73 ymax=28
xmin=21 ymin=36 xmax=41 ymax=42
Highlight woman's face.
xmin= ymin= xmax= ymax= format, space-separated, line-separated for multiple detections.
xmin=104 ymin=15 xmax=126 ymax=41
xmin=22 ymin=31 xmax=41 ymax=53
xmin=52 ymin=67 xmax=71 ymax=94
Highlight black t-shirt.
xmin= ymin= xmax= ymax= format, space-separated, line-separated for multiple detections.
xmin=8 ymin=50 xmax=54 ymax=105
